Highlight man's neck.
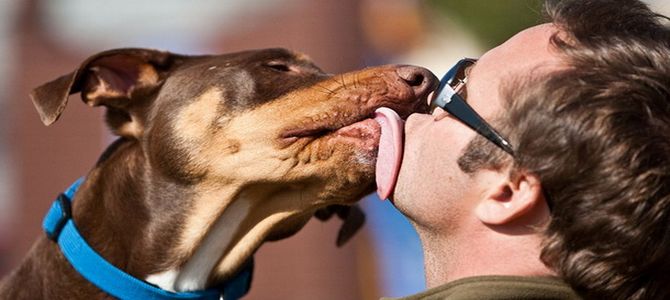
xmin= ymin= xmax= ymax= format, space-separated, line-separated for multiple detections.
xmin=417 ymin=224 xmax=556 ymax=288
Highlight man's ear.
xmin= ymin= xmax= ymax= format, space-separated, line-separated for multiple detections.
xmin=474 ymin=169 xmax=547 ymax=225
xmin=30 ymin=48 xmax=183 ymax=137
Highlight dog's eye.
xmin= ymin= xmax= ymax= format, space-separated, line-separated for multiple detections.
xmin=264 ymin=62 xmax=291 ymax=72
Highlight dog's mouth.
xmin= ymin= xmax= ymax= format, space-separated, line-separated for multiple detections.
xmin=278 ymin=65 xmax=435 ymax=149
xmin=279 ymin=104 xmax=419 ymax=148
xmin=281 ymin=112 xmax=380 ymax=145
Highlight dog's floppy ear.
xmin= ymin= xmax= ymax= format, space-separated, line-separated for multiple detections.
xmin=30 ymin=48 xmax=180 ymax=133
xmin=314 ymin=204 xmax=366 ymax=247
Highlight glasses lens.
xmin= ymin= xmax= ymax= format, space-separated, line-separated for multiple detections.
xmin=430 ymin=59 xmax=476 ymax=113
xmin=448 ymin=59 xmax=474 ymax=90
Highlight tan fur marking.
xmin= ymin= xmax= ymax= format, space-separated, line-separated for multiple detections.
xmin=85 ymin=77 xmax=124 ymax=104
xmin=174 ymin=88 xmax=223 ymax=141
xmin=293 ymin=51 xmax=313 ymax=63
xmin=174 ymin=182 xmax=242 ymax=259
xmin=138 ymin=64 xmax=159 ymax=86
xmin=116 ymin=117 xmax=143 ymax=137
xmin=212 ymin=208 xmax=303 ymax=278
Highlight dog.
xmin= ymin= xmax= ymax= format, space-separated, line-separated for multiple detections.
xmin=0 ymin=48 xmax=436 ymax=299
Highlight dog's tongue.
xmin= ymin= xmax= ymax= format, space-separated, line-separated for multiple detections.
xmin=374 ymin=107 xmax=404 ymax=200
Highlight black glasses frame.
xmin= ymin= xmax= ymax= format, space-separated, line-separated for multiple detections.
xmin=430 ymin=58 xmax=515 ymax=156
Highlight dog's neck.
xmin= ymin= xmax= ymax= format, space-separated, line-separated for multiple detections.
xmin=68 ymin=138 xmax=154 ymax=274
xmin=76 ymin=138 xmax=259 ymax=292
xmin=0 ymin=140 xmax=285 ymax=298
xmin=1 ymin=137 xmax=313 ymax=297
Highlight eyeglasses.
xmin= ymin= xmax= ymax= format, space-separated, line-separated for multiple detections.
xmin=430 ymin=58 xmax=515 ymax=156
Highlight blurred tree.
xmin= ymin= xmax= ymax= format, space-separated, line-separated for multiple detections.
xmin=426 ymin=0 xmax=544 ymax=48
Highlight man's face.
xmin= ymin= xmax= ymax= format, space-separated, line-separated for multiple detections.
xmin=392 ymin=23 xmax=562 ymax=232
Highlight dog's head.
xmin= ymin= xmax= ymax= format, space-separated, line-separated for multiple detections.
xmin=31 ymin=48 xmax=436 ymax=289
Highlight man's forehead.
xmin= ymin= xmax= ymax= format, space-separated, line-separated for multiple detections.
xmin=475 ymin=23 xmax=563 ymax=79
xmin=505 ymin=23 xmax=559 ymax=53
xmin=462 ymin=23 xmax=563 ymax=118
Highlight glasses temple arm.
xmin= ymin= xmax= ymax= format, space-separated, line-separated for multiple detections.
xmin=442 ymin=94 xmax=515 ymax=155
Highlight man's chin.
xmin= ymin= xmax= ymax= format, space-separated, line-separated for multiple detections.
xmin=385 ymin=182 xmax=409 ymax=213
xmin=383 ymin=174 xmax=424 ymax=225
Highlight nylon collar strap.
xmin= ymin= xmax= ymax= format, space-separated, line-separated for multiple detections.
xmin=42 ymin=178 xmax=253 ymax=300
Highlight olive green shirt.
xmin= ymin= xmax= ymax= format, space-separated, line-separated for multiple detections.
xmin=382 ymin=276 xmax=581 ymax=300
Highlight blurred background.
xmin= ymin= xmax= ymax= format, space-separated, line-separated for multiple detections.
xmin=0 ymin=0 xmax=667 ymax=299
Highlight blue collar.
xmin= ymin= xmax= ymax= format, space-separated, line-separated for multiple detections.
xmin=42 ymin=178 xmax=253 ymax=300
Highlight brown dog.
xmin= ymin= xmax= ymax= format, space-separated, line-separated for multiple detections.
xmin=0 ymin=48 xmax=436 ymax=299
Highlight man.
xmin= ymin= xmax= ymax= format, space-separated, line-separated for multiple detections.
xmin=377 ymin=0 xmax=670 ymax=299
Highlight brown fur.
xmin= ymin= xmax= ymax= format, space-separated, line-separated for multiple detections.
xmin=0 ymin=48 xmax=436 ymax=298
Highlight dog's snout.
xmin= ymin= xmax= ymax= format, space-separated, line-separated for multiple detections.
xmin=396 ymin=66 xmax=438 ymax=98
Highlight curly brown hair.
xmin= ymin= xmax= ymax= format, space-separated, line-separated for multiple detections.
xmin=458 ymin=0 xmax=670 ymax=299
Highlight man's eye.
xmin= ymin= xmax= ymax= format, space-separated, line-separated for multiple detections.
xmin=458 ymin=87 xmax=468 ymax=101
xmin=463 ymin=63 xmax=474 ymax=78
xmin=429 ymin=102 xmax=439 ymax=114
xmin=452 ymin=81 xmax=468 ymax=101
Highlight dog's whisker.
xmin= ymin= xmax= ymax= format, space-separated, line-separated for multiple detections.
xmin=333 ymin=74 xmax=345 ymax=89
xmin=310 ymin=87 xmax=329 ymax=96
xmin=313 ymin=84 xmax=336 ymax=96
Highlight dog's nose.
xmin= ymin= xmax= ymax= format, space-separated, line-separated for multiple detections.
xmin=396 ymin=66 xmax=438 ymax=98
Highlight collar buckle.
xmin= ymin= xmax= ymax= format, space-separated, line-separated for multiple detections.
xmin=44 ymin=193 xmax=72 ymax=241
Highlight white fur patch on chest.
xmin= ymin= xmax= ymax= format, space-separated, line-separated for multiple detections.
xmin=146 ymin=197 xmax=250 ymax=293
xmin=145 ymin=269 xmax=179 ymax=292
xmin=175 ymin=198 xmax=250 ymax=291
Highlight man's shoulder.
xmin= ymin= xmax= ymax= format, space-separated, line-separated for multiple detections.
xmin=382 ymin=276 xmax=582 ymax=300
